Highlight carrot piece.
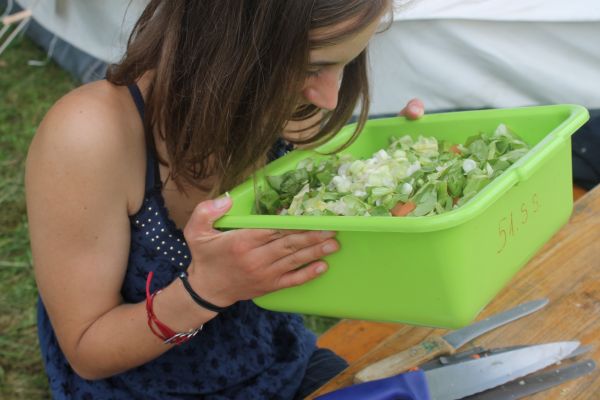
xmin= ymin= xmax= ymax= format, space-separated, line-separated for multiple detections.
xmin=449 ymin=144 xmax=461 ymax=155
xmin=391 ymin=201 xmax=416 ymax=216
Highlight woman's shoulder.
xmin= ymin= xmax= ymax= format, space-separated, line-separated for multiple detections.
xmin=27 ymin=80 xmax=146 ymax=212
xmin=37 ymin=80 xmax=141 ymax=147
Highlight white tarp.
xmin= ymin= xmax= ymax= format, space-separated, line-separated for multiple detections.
xmin=369 ymin=0 xmax=600 ymax=112
xmin=368 ymin=19 xmax=600 ymax=113
xmin=15 ymin=0 xmax=146 ymax=63
xmin=14 ymin=0 xmax=600 ymax=112
xmin=393 ymin=0 xmax=600 ymax=22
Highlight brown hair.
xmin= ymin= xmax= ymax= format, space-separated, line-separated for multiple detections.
xmin=107 ymin=0 xmax=390 ymax=194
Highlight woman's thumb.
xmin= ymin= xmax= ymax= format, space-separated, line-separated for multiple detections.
xmin=184 ymin=196 xmax=232 ymax=239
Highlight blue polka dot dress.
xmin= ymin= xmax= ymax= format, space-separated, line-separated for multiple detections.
xmin=36 ymin=84 xmax=315 ymax=399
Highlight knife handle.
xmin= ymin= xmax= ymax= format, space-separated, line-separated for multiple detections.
xmin=354 ymin=335 xmax=455 ymax=383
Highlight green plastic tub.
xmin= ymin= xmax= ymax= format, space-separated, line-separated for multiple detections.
xmin=215 ymin=104 xmax=589 ymax=328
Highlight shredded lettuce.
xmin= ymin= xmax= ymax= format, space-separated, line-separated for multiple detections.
xmin=256 ymin=124 xmax=530 ymax=217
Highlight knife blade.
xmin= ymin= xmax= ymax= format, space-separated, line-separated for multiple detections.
xmin=421 ymin=343 xmax=592 ymax=370
xmin=426 ymin=341 xmax=578 ymax=400
xmin=464 ymin=359 xmax=596 ymax=399
xmin=354 ymin=298 xmax=549 ymax=383
xmin=317 ymin=341 xmax=579 ymax=400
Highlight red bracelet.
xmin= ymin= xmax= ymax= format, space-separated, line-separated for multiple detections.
xmin=145 ymin=271 xmax=202 ymax=345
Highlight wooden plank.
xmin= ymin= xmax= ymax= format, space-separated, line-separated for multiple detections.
xmin=308 ymin=185 xmax=600 ymax=399
xmin=573 ymin=184 xmax=588 ymax=201
xmin=316 ymin=320 xmax=401 ymax=363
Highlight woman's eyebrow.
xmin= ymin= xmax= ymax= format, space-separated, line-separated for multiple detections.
xmin=310 ymin=52 xmax=360 ymax=68
xmin=308 ymin=60 xmax=340 ymax=67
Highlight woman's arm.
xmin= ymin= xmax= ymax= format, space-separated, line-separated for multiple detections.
xmin=26 ymin=85 xmax=339 ymax=380
xmin=26 ymin=87 xmax=217 ymax=380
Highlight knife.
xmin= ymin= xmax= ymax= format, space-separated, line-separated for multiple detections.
xmin=422 ymin=343 xmax=594 ymax=399
xmin=421 ymin=343 xmax=592 ymax=370
xmin=354 ymin=298 xmax=548 ymax=383
xmin=316 ymin=341 xmax=579 ymax=400
xmin=464 ymin=359 xmax=596 ymax=399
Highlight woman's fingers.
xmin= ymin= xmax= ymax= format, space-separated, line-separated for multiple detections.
xmin=275 ymin=261 xmax=329 ymax=290
xmin=253 ymin=230 xmax=337 ymax=261
xmin=184 ymin=197 xmax=233 ymax=240
xmin=270 ymin=237 xmax=338 ymax=274
xmin=236 ymin=229 xmax=338 ymax=292
xmin=398 ymin=98 xmax=425 ymax=120
xmin=242 ymin=228 xmax=306 ymax=246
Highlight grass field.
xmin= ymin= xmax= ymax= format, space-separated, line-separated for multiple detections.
xmin=0 ymin=35 xmax=77 ymax=399
xmin=0 ymin=36 xmax=338 ymax=398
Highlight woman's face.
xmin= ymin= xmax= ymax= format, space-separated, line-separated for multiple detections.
xmin=301 ymin=15 xmax=382 ymax=111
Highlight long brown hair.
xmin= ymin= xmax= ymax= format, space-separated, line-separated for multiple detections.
xmin=108 ymin=0 xmax=390 ymax=194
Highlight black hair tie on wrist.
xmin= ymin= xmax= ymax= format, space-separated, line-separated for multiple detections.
xmin=178 ymin=271 xmax=230 ymax=313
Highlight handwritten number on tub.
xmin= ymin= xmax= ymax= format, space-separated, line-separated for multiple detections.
xmin=498 ymin=193 xmax=540 ymax=254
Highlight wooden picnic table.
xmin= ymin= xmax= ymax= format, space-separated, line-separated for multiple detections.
xmin=309 ymin=184 xmax=600 ymax=399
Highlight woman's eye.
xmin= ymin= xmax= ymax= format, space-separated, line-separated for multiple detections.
xmin=306 ymin=69 xmax=322 ymax=78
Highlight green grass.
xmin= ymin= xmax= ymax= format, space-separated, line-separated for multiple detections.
xmin=0 ymin=34 xmax=77 ymax=399
xmin=0 ymin=34 xmax=337 ymax=399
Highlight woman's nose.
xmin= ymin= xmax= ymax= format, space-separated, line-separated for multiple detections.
xmin=302 ymin=68 xmax=343 ymax=111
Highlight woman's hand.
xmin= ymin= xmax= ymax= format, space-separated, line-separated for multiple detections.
xmin=398 ymin=98 xmax=425 ymax=120
xmin=183 ymin=197 xmax=338 ymax=307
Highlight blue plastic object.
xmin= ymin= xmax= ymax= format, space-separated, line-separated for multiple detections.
xmin=315 ymin=370 xmax=430 ymax=400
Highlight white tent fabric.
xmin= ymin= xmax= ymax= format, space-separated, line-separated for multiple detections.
xmin=12 ymin=0 xmax=600 ymax=113
xmin=15 ymin=0 xmax=146 ymax=63
xmin=369 ymin=0 xmax=600 ymax=113
xmin=393 ymin=0 xmax=600 ymax=22
xmin=368 ymin=19 xmax=600 ymax=113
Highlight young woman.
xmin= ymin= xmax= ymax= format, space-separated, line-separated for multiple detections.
xmin=26 ymin=1 xmax=424 ymax=398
